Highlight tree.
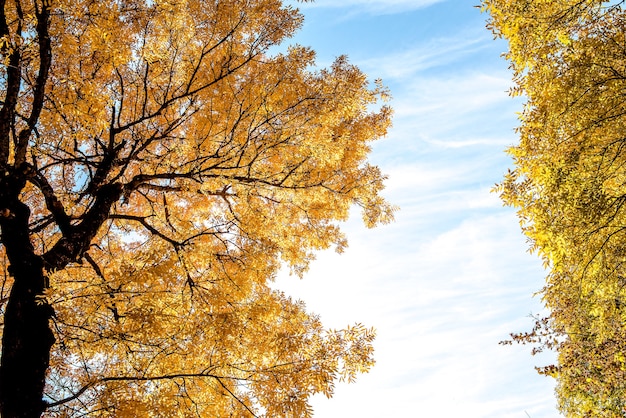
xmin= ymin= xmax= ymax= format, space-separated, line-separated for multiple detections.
xmin=0 ymin=0 xmax=394 ymax=416
xmin=483 ymin=0 xmax=626 ymax=416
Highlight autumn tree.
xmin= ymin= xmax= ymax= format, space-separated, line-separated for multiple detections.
xmin=0 ymin=0 xmax=394 ymax=416
xmin=483 ymin=0 xmax=626 ymax=416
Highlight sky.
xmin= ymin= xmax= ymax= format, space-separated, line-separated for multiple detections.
xmin=272 ymin=1 xmax=560 ymax=417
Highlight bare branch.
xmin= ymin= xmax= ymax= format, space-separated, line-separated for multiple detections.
xmin=15 ymin=0 xmax=51 ymax=166
xmin=109 ymin=214 xmax=183 ymax=248
xmin=25 ymin=163 xmax=71 ymax=234
xmin=45 ymin=371 xmax=256 ymax=413
xmin=0 ymin=0 xmax=23 ymax=166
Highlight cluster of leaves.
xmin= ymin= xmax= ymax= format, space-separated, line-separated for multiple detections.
xmin=483 ymin=0 xmax=626 ymax=416
xmin=0 ymin=0 xmax=393 ymax=416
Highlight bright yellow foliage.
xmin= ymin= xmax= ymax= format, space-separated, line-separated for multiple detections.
xmin=484 ymin=0 xmax=626 ymax=416
xmin=0 ymin=0 xmax=393 ymax=416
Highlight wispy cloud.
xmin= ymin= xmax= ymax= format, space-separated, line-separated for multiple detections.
xmin=275 ymin=210 xmax=555 ymax=417
xmin=357 ymin=36 xmax=489 ymax=80
xmin=298 ymin=0 xmax=446 ymax=15
xmin=350 ymin=31 xmax=518 ymax=151
xmin=274 ymin=2 xmax=558 ymax=416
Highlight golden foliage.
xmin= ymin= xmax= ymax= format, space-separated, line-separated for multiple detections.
xmin=484 ymin=0 xmax=626 ymax=416
xmin=0 ymin=0 xmax=393 ymax=416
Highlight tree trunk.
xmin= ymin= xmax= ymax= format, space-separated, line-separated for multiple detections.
xmin=0 ymin=179 xmax=55 ymax=418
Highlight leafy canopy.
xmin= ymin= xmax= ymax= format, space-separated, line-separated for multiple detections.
xmin=483 ymin=0 xmax=626 ymax=416
xmin=0 ymin=0 xmax=393 ymax=416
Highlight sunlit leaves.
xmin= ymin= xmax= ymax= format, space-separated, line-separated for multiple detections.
xmin=484 ymin=0 xmax=626 ymax=416
xmin=0 ymin=0 xmax=393 ymax=416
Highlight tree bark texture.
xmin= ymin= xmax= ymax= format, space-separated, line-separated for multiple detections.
xmin=0 ymin=172 xmax=55 ymax=418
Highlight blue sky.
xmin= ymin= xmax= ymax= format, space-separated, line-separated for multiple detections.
xmin=273 ymin=1 xmax=559 ymax=417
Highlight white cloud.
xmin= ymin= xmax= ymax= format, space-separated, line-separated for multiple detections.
xmin=351 ymin=33 xmax=520 ymax=153
xmin=272 ymin=3 xmax=558 ymax=416
xmin=357 ymin=36 xmax=489 ymax=80
xmin=298 ymin=0 xmax=446 ymax=15
xmin=274 ymin=212 xmax=555 ymax=417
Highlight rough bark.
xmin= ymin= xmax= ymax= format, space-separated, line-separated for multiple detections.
xmin=0 ymin=172 xmax=55 ymax=418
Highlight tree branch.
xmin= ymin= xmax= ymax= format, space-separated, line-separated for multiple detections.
xmin=109 ymin=214 xmax=183 ymax=248
xmin=45 ymin=371 xmax=256 ymax=412
xmin=25 ymin=163 xmax=71 ymax=234
xmin=15 ymin=0 xmax=51 ymax=166
xmin=42 ymin=183 xmax=123 ymax=272
xmin=0 ymin=0 xmax=23 ymax=167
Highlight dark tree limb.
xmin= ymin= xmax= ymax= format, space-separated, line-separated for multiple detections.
xmin=0 ymin=171 xmax=55 ymax=418
xmin=15 ymin=0 xmax=51 ymax=166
